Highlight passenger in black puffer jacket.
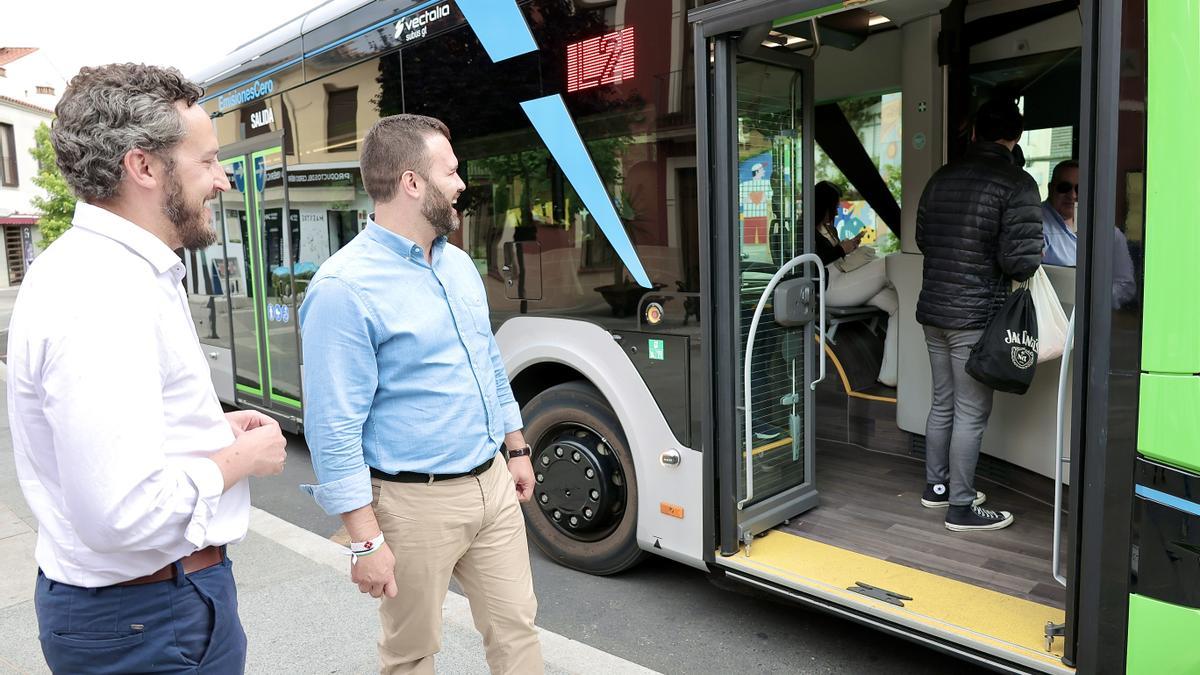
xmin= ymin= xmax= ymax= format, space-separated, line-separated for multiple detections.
xmin=914 ymin=98 xmax=1044 ymax=533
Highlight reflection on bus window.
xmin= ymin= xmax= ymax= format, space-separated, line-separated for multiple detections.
xmin=814 ymin=92 xmax=902 ymax=256
xmin=185 ymin=207 xmax=232 ymax=350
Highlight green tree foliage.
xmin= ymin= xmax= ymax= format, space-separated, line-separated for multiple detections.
xmin=28 ymin=122 xmax=76 ymax=249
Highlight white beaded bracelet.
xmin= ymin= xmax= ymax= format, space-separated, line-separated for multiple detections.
xmin=343 ymin=531 xmax=385 ymax=565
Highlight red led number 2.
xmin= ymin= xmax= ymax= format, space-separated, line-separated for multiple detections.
xmin=566 ymin=27 xmax=636 ymax=93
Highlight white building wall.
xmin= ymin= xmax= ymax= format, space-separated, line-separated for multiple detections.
xmin=0 ymin=101 xmax=53 ymax=217
xmin=0 ymin=50 xmax=64 ymax=111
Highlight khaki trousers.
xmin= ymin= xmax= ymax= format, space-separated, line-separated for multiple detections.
xmin=371 ymin=455 xmax=543 ymax=675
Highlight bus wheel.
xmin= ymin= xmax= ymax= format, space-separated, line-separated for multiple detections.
xmin=520 ymin=381 xmax=645 ymax=575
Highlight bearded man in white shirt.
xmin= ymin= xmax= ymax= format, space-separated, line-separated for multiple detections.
xmin=8 ymin=63 xmax=287 ymax=674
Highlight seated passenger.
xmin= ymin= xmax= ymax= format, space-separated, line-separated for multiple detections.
xmin=1041 ymin=159 xmax=1137 ymax=308
xmin=813 ymin=181 xmax=898 ymax=388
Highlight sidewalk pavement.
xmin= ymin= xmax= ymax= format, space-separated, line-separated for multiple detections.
xmin=0 ymin=394 xmax=657 ymax=674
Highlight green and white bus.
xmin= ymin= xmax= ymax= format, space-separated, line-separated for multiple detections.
xmin=187 ymin=0 xmax=1198 ymax=671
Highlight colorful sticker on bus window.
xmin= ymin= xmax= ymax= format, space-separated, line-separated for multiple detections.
xmin=648 ymin=338 xmax=665 ymax=361
xmin=739 ymin=152 xmax=773 ymax=245
xmin=231 ymin=160 xmax=245 ymax=193
xmin=254 ymin=155 xmax=266 ymax=193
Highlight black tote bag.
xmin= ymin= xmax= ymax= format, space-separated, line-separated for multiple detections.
xmin=965 ymin=283 xmax=1039 ymax=395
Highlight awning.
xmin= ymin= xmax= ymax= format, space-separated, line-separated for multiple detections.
xmin=0 ymin=216 xmax=38 ymax=226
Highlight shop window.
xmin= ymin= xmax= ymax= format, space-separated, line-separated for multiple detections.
xmin=326 ymin=87 xmax=358 ymax=153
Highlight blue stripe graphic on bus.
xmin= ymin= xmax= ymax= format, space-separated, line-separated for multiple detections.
xmin=519 ymin=94 xmax=650 ymax=289
xmin=1136 ymin=485 xmax=1200 ymax=518
xmin=454 ymin=0 xmax=537 ymax=61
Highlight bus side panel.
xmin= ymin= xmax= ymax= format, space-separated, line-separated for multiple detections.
xmin=207 ymin=345 xmax=236 ymax=405
xmin=1138 ymin=374 xmax=1200 ymax=474
xmin=1142 ymin=0 xmax=1200 ymax=373
xmin=1128 ymin=3 xmax=1200 ymax=671
xmin=1126 ymin=595 xmax=1200 ymax=674
xmin=495 ymin=316 xmax=707 ymax=570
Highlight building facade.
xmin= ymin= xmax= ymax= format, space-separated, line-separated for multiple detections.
xmin=0 ymin=48 xmax=62 ymax=287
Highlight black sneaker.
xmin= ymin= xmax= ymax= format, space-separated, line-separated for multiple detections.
xmin=920 ymin=483 xmax=986 ymax=508
xmin=945 ymin=504 xmax=1014 ymax=531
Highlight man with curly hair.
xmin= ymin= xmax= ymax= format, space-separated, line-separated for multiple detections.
xmin=8 ymin=63 xmax=287 ymax=673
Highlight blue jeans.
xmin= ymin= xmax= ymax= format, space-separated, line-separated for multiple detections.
xmin=34 ymin=555 xmax=247 ymax=674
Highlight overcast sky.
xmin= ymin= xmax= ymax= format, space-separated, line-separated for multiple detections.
xmin=2 ymin=0 xmax=327 ymax=84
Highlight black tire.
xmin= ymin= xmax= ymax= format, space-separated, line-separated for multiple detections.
xmin=520 ymin=381 xmax=646 ymax=575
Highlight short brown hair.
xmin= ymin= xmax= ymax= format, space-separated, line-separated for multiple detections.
xmin=360 ymin=114 xmax=451 ymax=203
xmin=52 ymin=63 xmax=204 ymax=202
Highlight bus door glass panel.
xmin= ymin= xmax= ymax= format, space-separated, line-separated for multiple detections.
xmin=733 ymin=52 xmax=816 ymax=510
xmin=186 ymin=204 xmax=231 ymax=351
xmin=220 ymin=156 xmax=264 ymax=398
xmin=251 ymin=146 xmax=302 ymax=410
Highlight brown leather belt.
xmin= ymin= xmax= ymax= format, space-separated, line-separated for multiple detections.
xmin=117 ymin=546 xmax=225 ymax=587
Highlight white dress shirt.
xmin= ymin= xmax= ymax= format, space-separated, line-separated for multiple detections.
xmin=8 ymin=202 xmax=249 ymax=587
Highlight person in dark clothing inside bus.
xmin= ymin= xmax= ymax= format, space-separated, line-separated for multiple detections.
xmin=915 ymin=97 xmax=1044 ymax=532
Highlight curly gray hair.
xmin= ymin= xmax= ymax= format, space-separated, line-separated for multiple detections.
xmin=51 ymin=64 xmax=204 ymax=202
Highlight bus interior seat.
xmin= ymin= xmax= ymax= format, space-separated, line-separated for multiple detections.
xmin=825 ymin=305 xmax=884 ymax=344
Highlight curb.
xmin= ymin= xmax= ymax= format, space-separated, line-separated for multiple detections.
xmin=248 ymin=508 xmax=659 ymax=674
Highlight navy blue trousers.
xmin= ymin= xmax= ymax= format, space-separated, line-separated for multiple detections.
xmin=34 ymin=555 xmax=247 ymax=674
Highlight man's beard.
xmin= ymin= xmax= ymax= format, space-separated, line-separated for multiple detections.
xmin=422 ymin=186 xmax=459 ymax=238
xmin=163 ymin=163 xmax=218 ymax=249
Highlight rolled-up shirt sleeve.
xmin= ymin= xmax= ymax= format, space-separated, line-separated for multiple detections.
xmin=39 ymin=301 xmax=223 ymax=555
xmin=299 ymin=277 xmax=379 ymax=515
xmin=488 ymin=333 xmax=524 ymax=433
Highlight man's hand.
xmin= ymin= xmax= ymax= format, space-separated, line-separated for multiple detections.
xmin=351 ymin=541 xmax=397 ymax=599
xmin=226 ymin=410 xmax=277 ymax=438
xmin=212 ymin=416 xmax=287 ymax=491
xmin=237 ymin=425 xmax=288 ymax=478
xmin=508 ymin=455 xmax=535 ymax=503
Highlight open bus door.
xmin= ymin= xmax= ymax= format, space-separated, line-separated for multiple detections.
xmin=217 ymin=133 xmax=304 ymax=429
xmin=699 ymin=18 xmax=820 ymax=555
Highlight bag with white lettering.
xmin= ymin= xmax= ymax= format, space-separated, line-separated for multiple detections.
xmin=965 ymin=283 xmax=1039 ymax=394
xmin=1019 ymin=267 xmax=1069 ymax=363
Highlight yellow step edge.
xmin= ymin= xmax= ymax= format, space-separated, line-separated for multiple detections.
xmin=718 ymin=529 xmax=1070 ymax=672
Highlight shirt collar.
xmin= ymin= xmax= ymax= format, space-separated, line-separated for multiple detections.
xmin=71 ymin=202 xmax=185 ymax=277
xmin=364 ymin=216 xmax=446 ymax=263
xmin=1042 ymin=201 xmax=1076 ymax=238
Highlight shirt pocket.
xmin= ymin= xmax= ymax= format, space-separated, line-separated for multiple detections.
xmin=459 ymin=291 xmax=492 ymax=337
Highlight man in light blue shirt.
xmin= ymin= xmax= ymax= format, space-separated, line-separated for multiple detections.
xmin=1041 ymin=159 xmax=1137 ymax=308
xmin=300 ymin=115 xmax=542 ymax=673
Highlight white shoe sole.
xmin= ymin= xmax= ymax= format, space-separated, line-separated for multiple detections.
xmin=945 ymin=513 xmax=1014 ymax=531
xmin=921 ymin=491 xmax=986 ymax=509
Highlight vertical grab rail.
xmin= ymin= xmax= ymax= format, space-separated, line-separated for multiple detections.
xmin=1052 ymin=307 xmax=1076 ymax=587
xmin=739 ymin=254 xmax=826 ymax=510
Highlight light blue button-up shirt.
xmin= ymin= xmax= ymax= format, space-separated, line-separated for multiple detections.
xmin=298 ymin=219 xmax=523 ymax=516
xmin=1041 ymin=201 xmax=1077 ymax=267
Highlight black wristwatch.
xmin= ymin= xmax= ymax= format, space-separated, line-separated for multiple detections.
xmin=506 ymin=444 xmax=532 ymax=460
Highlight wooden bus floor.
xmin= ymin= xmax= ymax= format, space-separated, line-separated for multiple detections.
xmin=779 ymin=439 xmax=1068 ymax=608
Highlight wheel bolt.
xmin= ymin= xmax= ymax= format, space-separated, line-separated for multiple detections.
xmin=555 ymin=446 xmax=564 ymax=458
xmin=552 ymin=510 xmax=562 ymax=520
xmin=585 ymin=468 xmax=595 ymax=479
xmin=539 ymin=493 xmax=549 ymax=504
xmin=541 ymin=455 xmax=550 ymax=466
xmin=572 ymin=450 xmax=581 ymax=462
xmin=569 ymin=516 xmax=579 ymax=527
xmin=590 ymin=489 xmax=600 ymax=500
xmin=536 ymin=473 xmax=544 ymax=483
xmin=583 ymin=507 xmax=594 ymax=519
